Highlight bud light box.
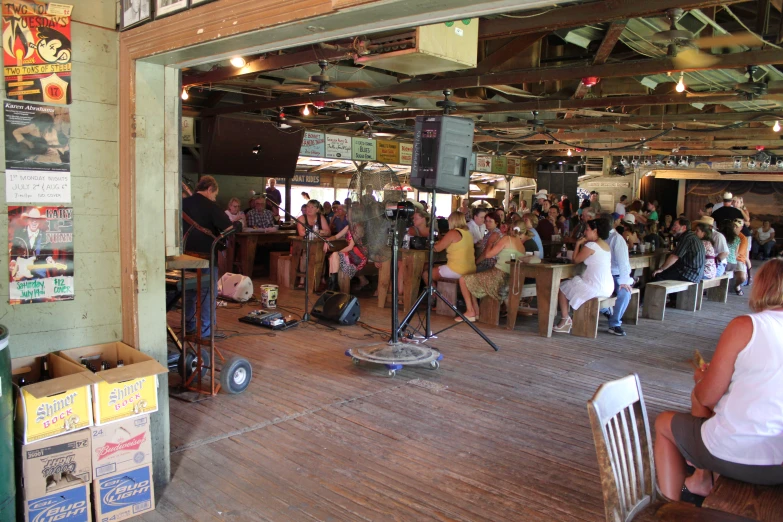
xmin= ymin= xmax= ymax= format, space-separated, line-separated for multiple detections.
xmin=24 ymin=483 xmax=91 ymax=522
xmin=90 ymin=415 xmax=152 ymax=479
xmin=20 ymin=429 xmax=92 ymax=503
xmin=93 ymin=464 xmax=155 ymax=522
xmin=58 ymin=342 xmax=166 ymax=426
xmin=12 ymin=354 xmax=98 ymax=444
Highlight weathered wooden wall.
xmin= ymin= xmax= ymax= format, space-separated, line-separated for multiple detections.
xmin=1 ymin=0 xmax=121 ymax=357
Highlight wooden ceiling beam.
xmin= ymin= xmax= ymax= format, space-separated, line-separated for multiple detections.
xmin=202 ymin=48 xmax=783 ymax=115
xmin=478 ymin=0 xmax=747 ymax=40
xmin=511 ymin=112 xmax=783 ymax=128
xmin=474 ymin=32 xmax=547 ymax=75
xmin=182 ymin=48 xmax=354 ymax=87
xmin=489 ymin=129 xmax=781 ymax=140
xmin=572 ymin=20 xmax=628 ymax=100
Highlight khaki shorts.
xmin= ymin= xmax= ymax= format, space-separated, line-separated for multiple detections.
xmin=671 ymin=413 xmax=783 ymax=486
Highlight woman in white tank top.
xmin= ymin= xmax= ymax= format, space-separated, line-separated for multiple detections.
xmin=654 ymin=259 xmax=783 ymax=504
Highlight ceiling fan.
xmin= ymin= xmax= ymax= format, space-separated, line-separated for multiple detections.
xmin=272 ymin=60 xmax=373 ymax=97
xmin=651 ymin=8 xmax=759 ymax=68
xmin=734 ymin=65 xmax=768 ymax=99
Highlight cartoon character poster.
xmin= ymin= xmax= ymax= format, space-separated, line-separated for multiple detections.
xmin=8 ymin=205 xmax=74 ymax=304
xmin=2 ymin=2 xmax=72 ymax=104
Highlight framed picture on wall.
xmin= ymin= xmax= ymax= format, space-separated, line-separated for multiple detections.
xmin=155 ymin=0 xmax=189 ymax=19
xmin=121 ymin=0 xmax=153 ymax=30
xmin=190 ymin=0 xmax=217 ymax=6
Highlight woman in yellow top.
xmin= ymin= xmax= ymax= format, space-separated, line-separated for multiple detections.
xmin=423 ymin=211 xmax=476 ymax=285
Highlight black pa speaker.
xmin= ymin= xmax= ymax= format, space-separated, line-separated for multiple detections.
xmin=311 ymin=291 xmax=360 ymax=325
xmin=410 ymin=115 xmax=475 ymax=195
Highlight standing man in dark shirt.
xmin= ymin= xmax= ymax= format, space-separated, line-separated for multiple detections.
xmin=710 ymin=192 xmax=743 ymax=225
xmin=265 ymin=178 xmax=282 ymax=221
xmin=182 ymin=176 xmax=235 ymax=338
xmin=652 ymin=218 xmax=705 ymax=283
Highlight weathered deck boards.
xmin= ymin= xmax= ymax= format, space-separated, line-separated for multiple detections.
xmin=144 ymin=277 xmax=750 ymax=521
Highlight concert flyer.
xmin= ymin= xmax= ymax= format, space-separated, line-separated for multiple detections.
xmin=8 ymin=205 xmax=74 ymax=304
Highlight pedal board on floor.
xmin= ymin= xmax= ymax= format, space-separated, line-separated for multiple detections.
xmin=239 ymin=309 xmax=297 ymax=330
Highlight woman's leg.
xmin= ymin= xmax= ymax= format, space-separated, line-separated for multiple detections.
xmin=557 ymin=289 xmax=570 ymax=326
xmin=458 ymin=277 xmax=476 ymax=317
xmin=654 ymin=411 xmax=688 ymax=501
xmin=328 ymin=252 xmax=340 ymax=274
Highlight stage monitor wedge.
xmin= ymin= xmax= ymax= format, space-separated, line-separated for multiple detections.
xmin=311 ymin=291 xmax=360 ymax=326
xmin=410 ymin=115 xmax=475 ymax=195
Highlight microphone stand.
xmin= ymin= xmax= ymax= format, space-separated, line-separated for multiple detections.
xmin=256 ymin=193 xmax=332 ymax=322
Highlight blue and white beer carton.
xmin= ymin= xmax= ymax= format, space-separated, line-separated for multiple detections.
xmin=25 ymin=483 xmax=91 ymax=522
xmin=93 ymin=464 xmax=155 ymax=522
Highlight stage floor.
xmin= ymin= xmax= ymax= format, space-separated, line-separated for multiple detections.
xmin=146 ymin=278 xmax=744 ymax=521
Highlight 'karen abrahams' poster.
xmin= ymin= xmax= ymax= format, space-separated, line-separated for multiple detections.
xmin=4 ymin=101 xmax=71 ymax=203
xmin=8 ymin=205 xmax=74 ymax=304
xmin=2 ymin=1 xmax=72 ymax=104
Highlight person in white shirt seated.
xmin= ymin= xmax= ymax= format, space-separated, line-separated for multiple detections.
xmin=466 ymin=208 xmax=487 ymax=244
xmin=598 ymin=213 xmax=634 ymax=336
xmin=751 ymin=220 xmax=776 ymax=260
xmin=614 ymin=195 xmax=628 ymax=217
xmin=653 ymin=259 xmax=783 ymax=505
xmin=225 ymin=197 xmax=247 ymax=229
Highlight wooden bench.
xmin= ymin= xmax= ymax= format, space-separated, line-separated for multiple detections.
xmin=337 ymin=262 xmax=379 ymax=294
xmin=572 ymin=288 xmax=642 ymax=337
xmin=643 ymin=280 xmax=698 ymax=321
xmin=697 ymin=271 xmax=734 ymax=310
xmin=478 ymin=284 xmax=536 ymax=327
xmin=436 ymin=278 xmax=460 ymax=317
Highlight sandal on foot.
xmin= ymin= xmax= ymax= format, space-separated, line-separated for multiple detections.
xmin=553 ymin=317 xmax=572 ymax=334
xmin=680 ymin=485 xmax=705 ymax=507
xmin=455 ymin=315 xmax=477 ymax=323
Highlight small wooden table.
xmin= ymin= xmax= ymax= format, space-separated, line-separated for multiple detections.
xmin=288 ymin=236 xmax=347 ymax=294
xmin=232 ymin=229 xmax=296 ymax=277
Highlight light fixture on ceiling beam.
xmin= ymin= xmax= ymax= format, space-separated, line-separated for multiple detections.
xmin=301 ymin=104 xmax=311 ymax=116
xmin=180 ymin=87 xmax=189 ymax=100
xmin=675 ymin=73 xmax=686 ymax=93
xmin=567 ymin=149 xmax=572 ymax=156
xmin=774 ymin=120 xmax=781 ymax=132
xmin=230 ymin=56 xmax=247 ymax=68
xmin=581 ymin=76 xmax=600 ymax=88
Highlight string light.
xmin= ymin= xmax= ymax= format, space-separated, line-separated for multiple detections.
xmin=180 ymin=87 xmax=189 ymax=100
xmin=774 ymin=120 xmax=781 ymax=132
xmin=230 ymin=56 xmax=246 ymax=68
xmin=675 ymin=73 xmax=686 ymax=93
xmin=567 ymin=149 xmax=572 ymax=156
xmin=301 ymin=105 xmax=311 ymax=116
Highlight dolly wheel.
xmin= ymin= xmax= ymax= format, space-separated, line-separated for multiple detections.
xmin=184 ymin=348 xmax=211 ymax=379
xmin=220 ymin=357 xmax=252 ymax=394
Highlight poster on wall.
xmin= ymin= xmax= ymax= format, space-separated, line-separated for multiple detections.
xmin=399 ymin=142 xmax=413 ymax=165
xmin=4 ymin=101 xmax=70 ymax=202
xmin=377 ymin=140 xmax=399 ymax=164
xmin=352 ymin=137 xmax=376 ymax=161
xmin=325 ymin=134 xmax=351 ymax=159
xmin=8 ymin=205 xmax=74 ymax=304
xmin=121 ymin=0 xmax=152 ymax=30
xmin=476 ymin=155 xmax=492 ymax=172
xmin=181 ymin=116 xmax=195 ymax=145
xmin=299 ymin=131 xmax=325 ymax=157
xmin=155 ymin=0 xmax=188 ymax=20
xmin=2 ymin=1 xmax=72 ymax=104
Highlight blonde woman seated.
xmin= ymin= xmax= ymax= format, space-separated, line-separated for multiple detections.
xmin=422 ymin=211 xmax=476 ymax=285
xmin=458 ymin=221 xmax=535 ymax=323
xmin=654 ymin=259 xmax=783 ymax=505
xmin=554 ymin=218 xmax=614 ymax=333
xmin=225 ymin=197 xmax=247 ymax=229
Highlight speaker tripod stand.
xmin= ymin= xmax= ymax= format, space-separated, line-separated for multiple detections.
xmin=397 ymin=190 xmax=499 ymax=352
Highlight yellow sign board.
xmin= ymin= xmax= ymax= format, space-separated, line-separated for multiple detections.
xmin=377 ymin=140 xmax=399 ymax=164
xmin=93 ymin=376 xmax=159 ymax=425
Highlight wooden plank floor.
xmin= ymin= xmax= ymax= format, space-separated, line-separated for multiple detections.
xmin=145 ymin=276 xmax=750 ymax=521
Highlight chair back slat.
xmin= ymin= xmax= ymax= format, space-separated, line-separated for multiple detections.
xmin=587 ymin=374 xmax=656 ymax=522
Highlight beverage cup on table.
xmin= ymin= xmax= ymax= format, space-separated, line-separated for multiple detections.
xmin=566 ymin=250 xmax=574 ymax=261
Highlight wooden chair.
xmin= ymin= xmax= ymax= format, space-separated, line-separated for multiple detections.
xmin=587 ymin=374 xmax=657 ymax=522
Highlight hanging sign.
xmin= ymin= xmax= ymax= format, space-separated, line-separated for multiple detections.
xmin=299 ymin=131 xmax=325 ymax=157
xmin=325 ymin=134 xmax=351 ymax=159
xmin=476 ymin=155 xmax=492 ymax=172
xmin=274 ymin=173 xmax=321 ymax=186
xmin=506 ymin=158 xmax=520 ymax=176
xmin=352 ymin=137 xmax=376 ymax=161
xmin=491 ymin=156 xmax=507 ymax=174
xmin=181 ymin=116 xmax=195 ymax=145
xmin=3 ymin=1 xmax=72 ymax=104
xmin=9 ymin=205 xmax=74 ymax=304
xmin=377 ymin=140 xmax=399 ymax=164
xmin=4 ymin=102 xmax=70 ymax=203
xmin=399 ymin=142 xmax=413 ymax=165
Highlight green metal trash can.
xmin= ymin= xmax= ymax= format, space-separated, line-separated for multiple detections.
xmin=0 ymin=326 xmax=14 ymax=521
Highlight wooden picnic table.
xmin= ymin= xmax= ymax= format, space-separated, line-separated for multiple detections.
xmin=506 ymin=249 xmax=670 ymax=337
xmin=231 ymin=229 xmax=297 ymax=277
xmin=288 ymin=236 xmax=347 ymax=294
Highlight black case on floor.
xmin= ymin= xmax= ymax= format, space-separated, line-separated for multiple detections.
xmin=311 ymin=291 xmax=360 ymax=325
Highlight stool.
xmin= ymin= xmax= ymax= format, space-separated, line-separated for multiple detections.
xmin=436 ymin=278 xmax=459 ymax=317
xmin=269 ymin=252 xmax=284 ymax=282
xmin=697 ymin=272 xmax=733 ymax=310
xmin=277 ymin=255 xmax=291 ymax=288
xmin=572 ymin=296 xmax=613 ymax=338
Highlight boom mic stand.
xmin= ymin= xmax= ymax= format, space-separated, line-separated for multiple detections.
xmin=255 ymin=193 xmax=332 ymax=322
xmin=397 ymin=190 xmax=499 ymax=352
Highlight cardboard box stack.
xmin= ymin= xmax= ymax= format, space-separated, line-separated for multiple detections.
xmin=14 ymin=343 xmax=166 ymax=522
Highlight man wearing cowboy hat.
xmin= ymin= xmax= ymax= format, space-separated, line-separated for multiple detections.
xmin=11 ymin=207 xmax=54 ymax=279
xmin=693 ymin=215 xmax=729 ymax=277
xmin=710 ymin=192 xmax=743 ymax=225
xmin=532 ymin=189 xmax=548 ymax=214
